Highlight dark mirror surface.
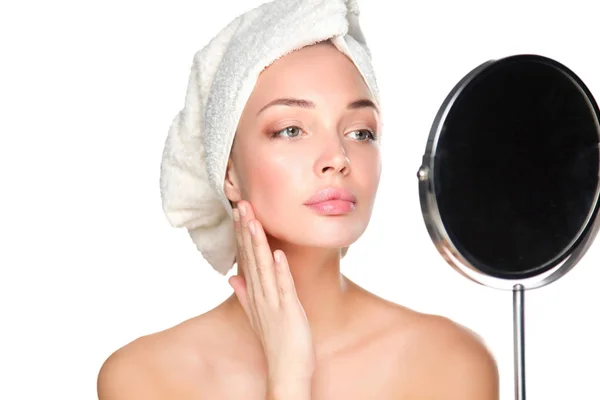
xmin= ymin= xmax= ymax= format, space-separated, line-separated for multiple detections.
xmin=434 ymin=55 xmax=600 ymax=279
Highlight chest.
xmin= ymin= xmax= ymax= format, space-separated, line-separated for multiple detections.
xmin=206 ymin=345 xmax=412 ymax=399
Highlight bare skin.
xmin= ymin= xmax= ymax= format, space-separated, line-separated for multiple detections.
xmin=98 ymin=42 xmax=499 ymax=399
xmin=97 ymin=288 xmax=498 ymax=399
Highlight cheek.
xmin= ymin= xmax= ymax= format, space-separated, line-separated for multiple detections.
xmin=351 ymin=148 xmax=382 ymax=198
xmin=243 ymin=150 xmax=307 ymax=214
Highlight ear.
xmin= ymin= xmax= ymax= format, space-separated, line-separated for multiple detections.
xmin=223 ymin=158 xmax=243 ymax=203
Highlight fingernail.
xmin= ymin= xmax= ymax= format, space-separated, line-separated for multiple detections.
xmin=274 ymin=251 xmax=281 ymax=264
xmin=233 ymin=208 xmax=240 ymax=222
xmin=239 ymin=203 xmax=246 ymax=217
xmin=248 ymin=220 xmax=256 ymax=235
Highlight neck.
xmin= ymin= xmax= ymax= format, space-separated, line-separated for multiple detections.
xmin=228 ymin=237 xmax=360 ymax=352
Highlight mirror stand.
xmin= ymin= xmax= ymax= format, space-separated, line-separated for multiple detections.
xmin=513 ymin=284 xmax=525 ymax=400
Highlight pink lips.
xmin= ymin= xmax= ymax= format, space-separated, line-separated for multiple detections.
xmin=304 ymin=187 xmax=357 ymax=215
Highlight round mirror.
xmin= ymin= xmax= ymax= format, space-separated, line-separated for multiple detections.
xmin=418 ymin=54 xmax=600 ymax=291
xmin=417 ymin=54 xmax=600 ymax=399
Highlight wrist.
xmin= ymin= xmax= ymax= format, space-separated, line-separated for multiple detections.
xmin=266 ymin=379 xmax=311 ymax=400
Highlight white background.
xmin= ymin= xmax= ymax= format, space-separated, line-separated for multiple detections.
xmin=1 ymin=0 xmax=599 ymax=399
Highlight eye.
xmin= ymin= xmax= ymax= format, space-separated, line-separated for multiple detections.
xmin=271 ymin=126 xmax=303 ymax=139
xmin=348 ymin=129 xmax=377 ymax=142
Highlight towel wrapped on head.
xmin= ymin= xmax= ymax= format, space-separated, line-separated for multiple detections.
xmin=160 ymin=0 xmax=380 ymax=275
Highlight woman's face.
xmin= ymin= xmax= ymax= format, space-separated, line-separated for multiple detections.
xmin=225 ymin=41 xmax=382 ymax=250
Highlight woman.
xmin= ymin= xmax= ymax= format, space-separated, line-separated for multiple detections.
xmin=98 ymin=1 xmax=499 ymax=399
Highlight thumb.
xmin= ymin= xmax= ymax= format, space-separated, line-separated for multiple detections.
xmin=228 ymin=275 xmax=251 ymax=320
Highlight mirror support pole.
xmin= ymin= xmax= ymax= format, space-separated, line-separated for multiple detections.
xmin=513 ymin=284 xmax=526 ymax=400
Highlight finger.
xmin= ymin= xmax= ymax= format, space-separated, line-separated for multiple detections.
xmin=234 ymin=205 xmax=261 ymax=329
xmin=248 ymin=218 xmax=279 ymax=305
xmin=239 ymin=201 xmax=263 ymax=300
xmin=233 ymin=206 xmax=255 ymax=305
xmin=273 ymin=250 xmax=299 ymax=304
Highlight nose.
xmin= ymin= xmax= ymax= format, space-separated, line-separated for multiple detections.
xmin=314 ymin=138 xmax=351 ymax=177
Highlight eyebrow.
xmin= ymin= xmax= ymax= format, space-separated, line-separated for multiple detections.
xmin=256 ymin=97 xmax=379 ymax=116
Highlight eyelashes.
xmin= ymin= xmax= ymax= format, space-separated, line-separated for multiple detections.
xmin=269 ymin=125 xmax=378 ymax=142
xmin=270 ymin=126 xmax=303 ymax=139
xmin=349 ymin=129 xmax=378 ymax=142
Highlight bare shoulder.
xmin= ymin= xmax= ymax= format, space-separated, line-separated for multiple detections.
xmin=395 ymin=307 xmax=500 ymax=400
xmin=97 ymin=334 xmax=167 ymax=399
xmin=97 ymin=308 xmax=228 ymax=400
xmin=345 ymin=288 xmax=498 ymax=398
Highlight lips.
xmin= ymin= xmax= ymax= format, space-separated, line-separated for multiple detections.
xmin=303 ymin=187 xmax=357 ymax=205
xmin=303 ymin=187 xmax=357 ymax=215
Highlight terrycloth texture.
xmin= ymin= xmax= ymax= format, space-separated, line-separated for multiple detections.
xmin=160 ymin=0 xmax=380 ymax=275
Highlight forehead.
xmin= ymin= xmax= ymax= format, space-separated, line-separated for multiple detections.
xmin=244 ymin=42 xmax=373 ymax=112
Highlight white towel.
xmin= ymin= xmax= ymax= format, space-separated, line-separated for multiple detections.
xmin=160 ymin=0 xmax=380 ymax=275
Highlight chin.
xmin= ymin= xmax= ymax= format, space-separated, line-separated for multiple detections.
xmin=274 ymin=221 xmax=366 ymax=249
xmin=260 ymin=205 xmax=371 ymax=245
